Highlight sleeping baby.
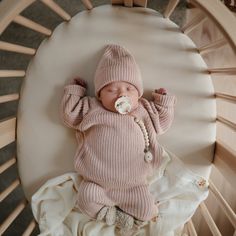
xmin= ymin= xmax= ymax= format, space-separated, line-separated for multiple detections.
xmin=60 ymin=44 xmax=177 ymax=233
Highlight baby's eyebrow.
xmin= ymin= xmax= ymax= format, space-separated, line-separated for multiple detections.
xmin=127 ymin=85 xmax=133 ymax=88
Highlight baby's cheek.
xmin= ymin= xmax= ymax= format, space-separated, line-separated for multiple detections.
xmin=131 ymin=98 xmax=139 ymax=108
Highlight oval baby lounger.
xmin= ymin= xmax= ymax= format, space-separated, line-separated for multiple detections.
xmin=0 ymin=0 xmax=236 ymax=235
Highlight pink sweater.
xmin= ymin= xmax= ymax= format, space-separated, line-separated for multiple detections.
xmin=61 ymin=84 xmax=176 ymax=189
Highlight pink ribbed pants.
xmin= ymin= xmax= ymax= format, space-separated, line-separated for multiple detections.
xmin=76 ymin=180 xmax=158 ymax=221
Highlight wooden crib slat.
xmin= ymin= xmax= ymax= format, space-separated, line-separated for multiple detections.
xmin=181 ymin=12 xmax=207 ymax=34
xmin=190 ymin=0 xmax=236 ymax=54
xmin=0 ymin=41 xmax=36 ymax=55
xmin=209 ymin=68 xmax=236 ymax=75
xmin=22 ymin=219 xmax=37 ymax=236
xmin=0 ymin=94 xmax=19 ymax=103
xmin=81 ymin=0 xmax=93 ymax=10
xmin=0 ymin=70 xmax=25 ymax=77
xmin=217 ymin=120 xmax=236 ymax=151
xmin=216 ymin=93 xmax=236 ymax=103
xmin=13 ymin=15 xmax=52 ymax=36
xmin=217 ymin=97 xmax=236 ymax=124
xmin=209 ymin=180 xmax=236 ymax=228
xmin=214 ymin=75 xmax=236 ymax=98
xmin=134 ymin=0 xmax=147 ymax=7
xmin=124 ymin=0 xmax=133 ymax=7
xmin=186 ymin=219 xmax=198 ymax=236
xmin=112 ymin=0 xmax=146 ymax=7
xmin=199 ymin=38 xmax=227 ymax=55
xmin=111 ymin=0 xmax=123 ymax=5
xmin=40 ymin=0 xmax=71 ymax=21
xmin=0 ymin=157 xmax=16 ymax=174
xmin=0 ymin=0 xmax=36 ymax=35
xmin=0 ymin=179 xmax=20 ymax=202
xmin=199 ymin=202 xmax=222 ymax=236
xmin=0 ymin=117 xmax=16 ymax=149
xmin=217 ymin=116 xmax=236 ymax=131
xmin=0 ymin=200 xmax=27 ymax=235
xmin=164 ymin=0 xmax=180 ymax=18
xmin=214 ymin=140 xmax=236 ymax=188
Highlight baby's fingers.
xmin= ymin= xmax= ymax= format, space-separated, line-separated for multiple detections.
xmin=155 ymin=88 xmax=167 ymax=95
xmin=71 ymin=77 xmax=87 ymax=88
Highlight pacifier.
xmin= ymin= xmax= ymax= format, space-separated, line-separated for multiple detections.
xmin=115 ymin=96 xmax=132 ymax=115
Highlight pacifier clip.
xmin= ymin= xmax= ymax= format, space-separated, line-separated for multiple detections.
xmin=134 ymin=118 xmax=153 ymax=163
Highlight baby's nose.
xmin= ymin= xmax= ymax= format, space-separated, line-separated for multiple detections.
xmin=118 ymin=93 xmax=126 ymax=98
xmin=118 ymin=90 xmax=127 ymax=97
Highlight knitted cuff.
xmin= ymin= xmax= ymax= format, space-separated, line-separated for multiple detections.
xmin=152 ymin=92 xmax=176 ymax=107
xmin=64 ymin=84 xmax=86 ymax=97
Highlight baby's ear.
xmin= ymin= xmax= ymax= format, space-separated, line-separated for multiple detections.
xmin=97 ymin=92 xmax=101 ymax=101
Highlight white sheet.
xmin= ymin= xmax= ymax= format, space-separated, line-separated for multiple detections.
xmin=18 ymin=5 xmax=216 ymax=200
xmin=31 ymin=149 xmax=208 ymax=236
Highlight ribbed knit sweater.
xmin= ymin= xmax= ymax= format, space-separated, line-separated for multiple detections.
xmin=61 ymin=84 xmax=176 ymax=189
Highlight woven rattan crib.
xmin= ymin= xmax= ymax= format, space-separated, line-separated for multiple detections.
xmin=0 ymin=0 xmax=235 ymax=235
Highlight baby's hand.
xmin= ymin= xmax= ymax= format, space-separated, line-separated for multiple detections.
xmin=71 ymin=77 xmax=87 ymax=88
xmin=155 ymin=88 xmax=167 ymax=95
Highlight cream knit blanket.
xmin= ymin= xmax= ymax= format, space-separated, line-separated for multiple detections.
xmin=31 ymin=149 xmax=209 ymax=236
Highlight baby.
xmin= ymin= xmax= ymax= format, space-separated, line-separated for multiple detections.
xmin=61 ymin=44 xmax=176 ymax=233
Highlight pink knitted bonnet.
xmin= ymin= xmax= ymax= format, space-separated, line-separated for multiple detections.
xmin=94 ymin=44 xmax=143 ymax=97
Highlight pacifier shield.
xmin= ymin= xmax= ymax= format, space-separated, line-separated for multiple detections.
xmin=115 ymin=96 xmax=132 ymax=114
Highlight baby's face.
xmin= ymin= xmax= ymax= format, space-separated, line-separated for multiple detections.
xmin=99 ymin=81 xmax=139 ymax=113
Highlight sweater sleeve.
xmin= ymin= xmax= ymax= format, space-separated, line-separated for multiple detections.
xmin=141 ymin=92 xmax=177 ymax=135
xmin=60 ymin=84 xmax=90 ymax=129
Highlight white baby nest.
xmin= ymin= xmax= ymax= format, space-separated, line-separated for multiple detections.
xmin=17 ymin=4 xmax=215 ymax=199
xmin=1 ymin=0 xmax=236 ymax=235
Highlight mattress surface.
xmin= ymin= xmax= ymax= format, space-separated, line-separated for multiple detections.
xmin=17 ymin=5 xmax=216 ymax=199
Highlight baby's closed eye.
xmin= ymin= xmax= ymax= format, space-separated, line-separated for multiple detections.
xmin=107 ymin=89 xmax=117 ymax=93
xmin=127 ymin=86 xmax=138 ymax=93
xmin=127 ymin=86 xmax=135 ymax=91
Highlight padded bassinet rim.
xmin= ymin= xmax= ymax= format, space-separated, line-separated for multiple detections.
xmin=0 ymin=0 xmax=236 ymax=236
